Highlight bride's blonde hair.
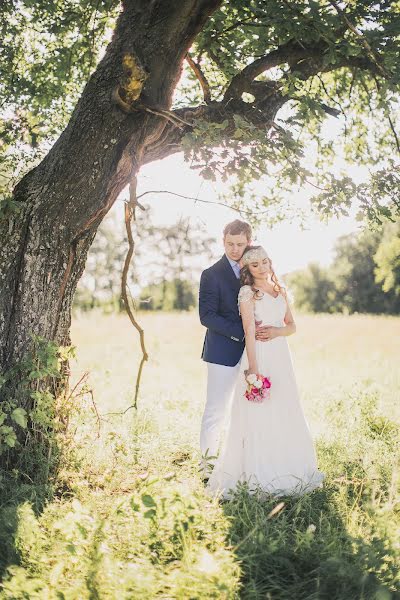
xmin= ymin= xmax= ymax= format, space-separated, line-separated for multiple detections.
xmin=240 ymin=245 xmax=286 ymax=298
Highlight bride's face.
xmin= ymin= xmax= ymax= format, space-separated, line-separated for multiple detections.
xmin=247 ymin=256 xmax=271 ymax=279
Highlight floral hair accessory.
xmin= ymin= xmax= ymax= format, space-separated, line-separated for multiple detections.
xmin=241 ymin=247 xmax=269 ymax=266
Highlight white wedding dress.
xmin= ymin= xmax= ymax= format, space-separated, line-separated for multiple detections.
xmin=206 ymin=286 xmax=325 ymax=501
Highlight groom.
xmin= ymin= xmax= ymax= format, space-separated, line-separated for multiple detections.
xmin=198 ymin=219 xmax=253 ymax=476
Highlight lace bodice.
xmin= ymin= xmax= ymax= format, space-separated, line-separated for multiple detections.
xmin=238 ymin=285 xmax=287 ymax=327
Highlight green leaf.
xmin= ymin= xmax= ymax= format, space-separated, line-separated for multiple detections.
xmin=1 ymin=426 xmax=17 ymax=448
xmin=11 ymin=407 xmax=28 ymax=428
xmin=141 ymin=494 xmax=156 ymax=508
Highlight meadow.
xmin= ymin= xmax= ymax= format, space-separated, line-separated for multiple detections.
xmin=0 ymin=311 xmax=399 ymax=599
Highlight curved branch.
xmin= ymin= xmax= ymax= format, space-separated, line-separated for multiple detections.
xmin=135 ymin=189 xmax=281 ymax=217
xmin=186 ymin=52 xmax=212 ymax=103
xmin=121 ymin=176 xmax=149 ymax=411
xmin=223 ymin=30 xmax=387 ymax=103
xmin=224 ymin=43 xmax=316 ymax=101
xmin=141 ymin=39 xmax=390 ymax=166
xmin=136 ymin=189 xmax=256 ymax=215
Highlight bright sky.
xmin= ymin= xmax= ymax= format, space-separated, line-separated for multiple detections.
xmin=112 ymin=149 xmax=363 ymax=278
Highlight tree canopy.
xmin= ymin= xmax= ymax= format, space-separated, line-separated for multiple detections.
xmin=1 ymin=0 xmax=399 ymax=225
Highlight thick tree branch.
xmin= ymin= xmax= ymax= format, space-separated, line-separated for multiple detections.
xmin=224 ymin=42 xmax=317 ymax=101
xmin=141 ymin=93 xmax=285 ymax=165
xmin=223 ymin=27 xmax=388 ymax=104
xmin=142 ymin=43 xmax=386 ymax=166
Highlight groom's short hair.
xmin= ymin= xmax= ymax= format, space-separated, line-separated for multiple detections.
xmin=223 ymin=219 xmax=252 ymax=241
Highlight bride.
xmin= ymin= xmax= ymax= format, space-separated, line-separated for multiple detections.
xmin=206 ymin=245 xmax=325 ymax=500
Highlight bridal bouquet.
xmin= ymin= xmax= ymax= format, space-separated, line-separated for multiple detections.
xmin=245 ymin=373 xmax=271 ymax=403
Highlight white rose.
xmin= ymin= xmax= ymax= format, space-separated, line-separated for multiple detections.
xmin=254 ymin=380 xmax=262 ymax=389
xmin=247 ymin=374 xmax=257 ymax=384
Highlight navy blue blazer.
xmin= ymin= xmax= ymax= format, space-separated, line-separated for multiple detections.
xmin=199 ymin=254 xmax=245 ymax=367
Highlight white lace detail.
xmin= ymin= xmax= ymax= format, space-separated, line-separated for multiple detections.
xmin=284 ymin=285 xmax=294 ymax=305
xmin=238 ymin=285 xmax=254 ymax=315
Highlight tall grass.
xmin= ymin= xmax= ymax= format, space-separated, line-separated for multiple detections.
xmin=0 ymin=312 xmax=399 ymax=599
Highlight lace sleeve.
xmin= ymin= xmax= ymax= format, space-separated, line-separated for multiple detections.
xmin=238 ymin=285 xmax=254 ymax=315
xmin=284 ymin=285 xmax=294 ymax=305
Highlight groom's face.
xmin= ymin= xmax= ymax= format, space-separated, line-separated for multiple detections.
xmin=223 ymin=233 xmax=249 ymax=262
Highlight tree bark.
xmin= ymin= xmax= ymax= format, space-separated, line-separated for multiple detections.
xmin=0 ymin=0 xmax=222 ymax=379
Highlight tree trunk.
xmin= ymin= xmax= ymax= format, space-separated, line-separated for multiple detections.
xmin=0 ymin=0 xmax=221 ymax=380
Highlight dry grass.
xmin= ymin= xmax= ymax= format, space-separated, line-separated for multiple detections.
xmin=70 ymin=311 xmax=400 ymax=436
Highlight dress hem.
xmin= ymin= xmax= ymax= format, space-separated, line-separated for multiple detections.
xmin=206 ymin=470 xmax=325 ymax=502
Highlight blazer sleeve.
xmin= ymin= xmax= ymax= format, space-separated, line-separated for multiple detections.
xmin=199 ymin=268 xmax=244 ymax=342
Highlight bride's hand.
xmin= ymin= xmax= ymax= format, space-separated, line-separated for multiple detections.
xmin=245 ymin=366 xmax=259 ymax=377
xmin=261 ymin=326 xmax=281 ymax=341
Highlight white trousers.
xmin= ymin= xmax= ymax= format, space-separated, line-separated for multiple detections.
xmin=200 ymin=361 xmax=240 ymax=464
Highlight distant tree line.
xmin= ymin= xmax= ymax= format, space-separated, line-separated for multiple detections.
xmin=139 ymin=279 xmax=197 ymax=311
xmin=286 ymin=220 xmax=400 ymax=315
xmin=74 ymin=211 xmax=216 ymax=312
xmin=76 ymin=212 xmax=399 ymax=316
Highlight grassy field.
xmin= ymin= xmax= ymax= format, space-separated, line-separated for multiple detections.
xmin=1 ymin=311 xmax=399 ymax=599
